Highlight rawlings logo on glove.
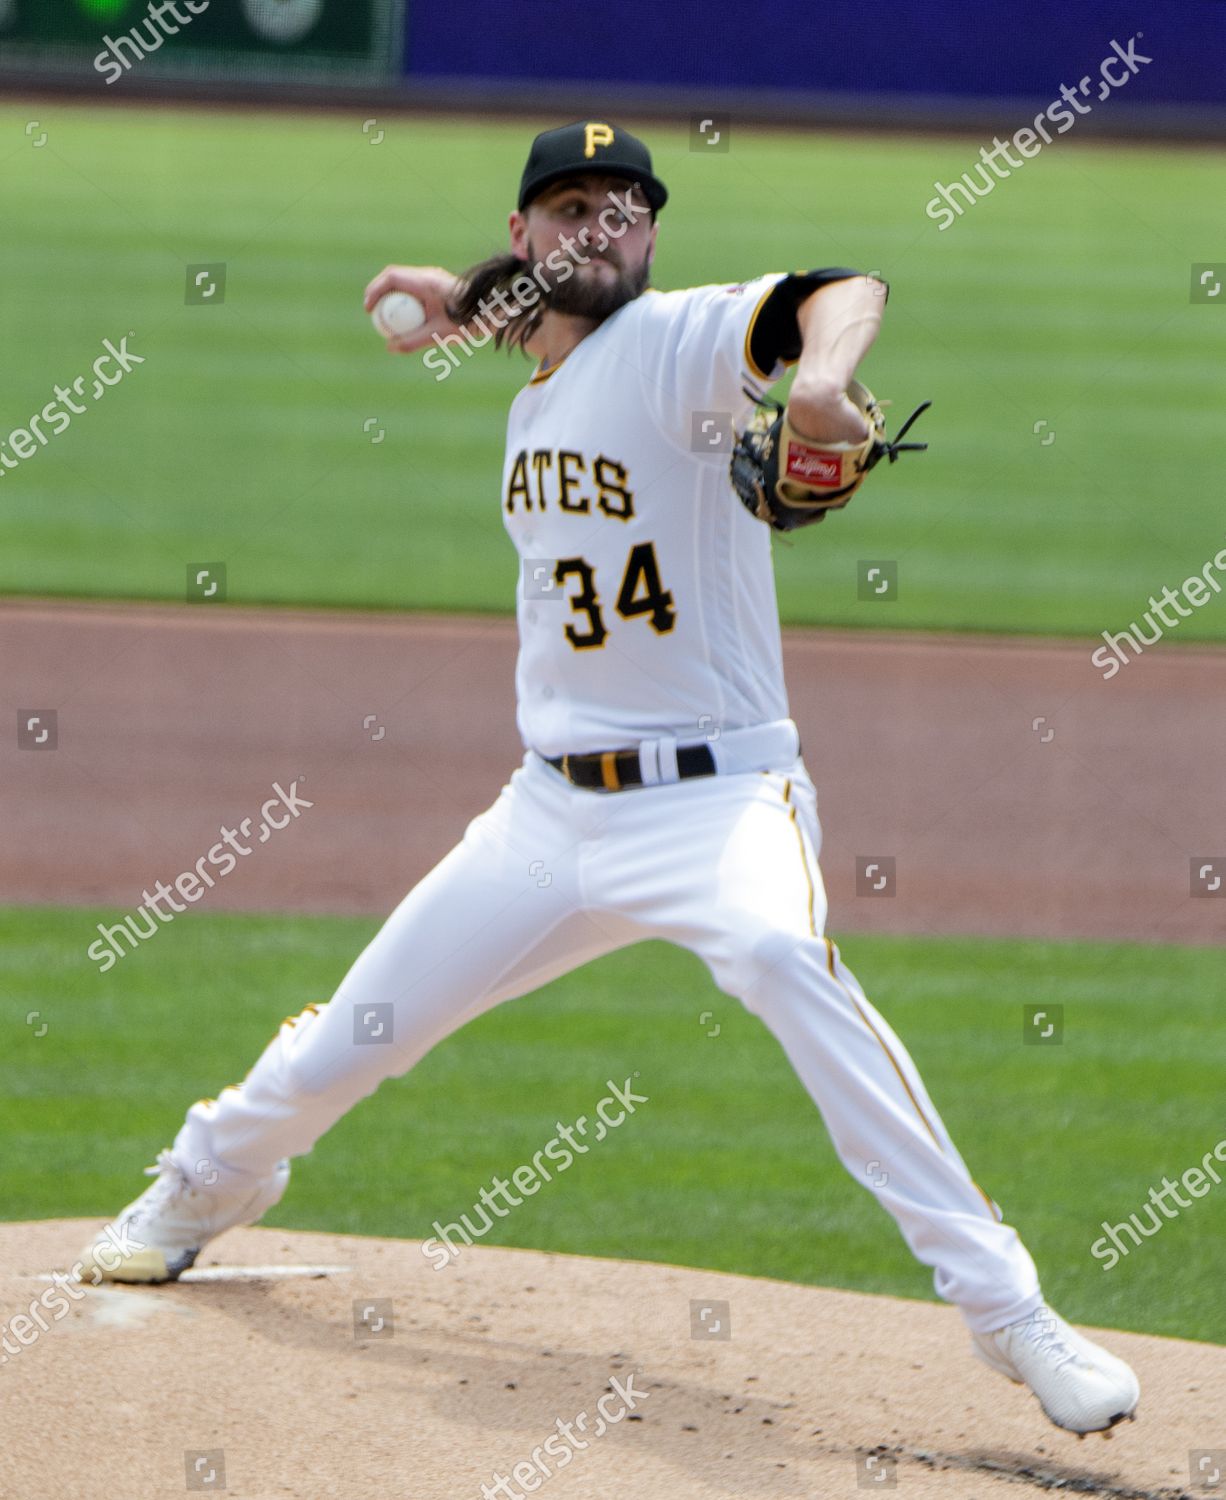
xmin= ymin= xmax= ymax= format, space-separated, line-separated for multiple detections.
xmin=730 ymin=379 xmax=931 ymax=533
xmin=784 ymin=444 xmax=844 ymax=488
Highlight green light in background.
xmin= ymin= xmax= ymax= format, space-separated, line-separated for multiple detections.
xmin=75 ymin=0 xmax=130 ymax=18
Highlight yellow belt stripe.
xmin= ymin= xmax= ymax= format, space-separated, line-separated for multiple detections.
xmin=600 ymin=750 xmax=620 ymax=791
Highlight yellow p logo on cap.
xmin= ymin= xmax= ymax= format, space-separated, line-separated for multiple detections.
xmin=584 ymin=122 xmax=615 ymax=158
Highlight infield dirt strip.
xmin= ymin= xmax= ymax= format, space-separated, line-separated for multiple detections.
xmin=1 ymin=599 xmax=1223 ymax=944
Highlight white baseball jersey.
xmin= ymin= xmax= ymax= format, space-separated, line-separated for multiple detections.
xmin=503 ymin=274 xmax=792 ymax=757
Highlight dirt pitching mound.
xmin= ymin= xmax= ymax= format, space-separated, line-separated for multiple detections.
xmin=0 ymin=1221 xmax=1214 ymax=1499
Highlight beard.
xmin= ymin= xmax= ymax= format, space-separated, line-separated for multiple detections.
xmin=531 ymin=240 xmax=650 ymax=321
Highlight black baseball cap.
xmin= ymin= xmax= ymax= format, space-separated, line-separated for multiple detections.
xmin=518 ymin=121 xmax=668 ymax=215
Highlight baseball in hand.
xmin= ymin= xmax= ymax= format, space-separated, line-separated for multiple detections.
xmin=371 ymin=291 xmax=427 ymax=339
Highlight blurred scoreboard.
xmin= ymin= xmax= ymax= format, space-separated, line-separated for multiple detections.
xmin=0 ymin=0 xmax=401 ymax=85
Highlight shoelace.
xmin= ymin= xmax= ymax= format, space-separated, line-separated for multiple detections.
xmin=139 ymin=1148 xmax=190 ymax=1205
xmin=1015 ymin=1308 xmax=1080 ymax=1371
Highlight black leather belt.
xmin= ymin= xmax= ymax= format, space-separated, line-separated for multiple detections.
xmin=546 ymin=742 xmax=717 ymax=792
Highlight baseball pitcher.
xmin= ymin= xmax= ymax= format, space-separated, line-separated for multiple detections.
xmin=81 ymin=122 xmax=1138 ymax=1437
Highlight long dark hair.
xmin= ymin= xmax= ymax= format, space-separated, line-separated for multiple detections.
xmin=445 ymin=252 xmax=543 ymax=355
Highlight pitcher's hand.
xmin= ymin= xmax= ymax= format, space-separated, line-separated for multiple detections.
xmin=363 ymin=265 xmax=462 ymax=354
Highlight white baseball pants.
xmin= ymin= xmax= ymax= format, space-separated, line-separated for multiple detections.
xmin=174 ymin=737 xmax=1042 ymax=1332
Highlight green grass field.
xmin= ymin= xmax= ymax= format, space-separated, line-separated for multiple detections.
xmin=4 ymin=103 xmax=1221 ymax=1348
xmin=3 ymin=905 xmax=1221 ymax=1343
xmin=1 ymin=102 xmax=1223 ymax=636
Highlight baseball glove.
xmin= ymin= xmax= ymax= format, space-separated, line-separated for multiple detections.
xmin=729 ymin=380 xmax=931 ymax=532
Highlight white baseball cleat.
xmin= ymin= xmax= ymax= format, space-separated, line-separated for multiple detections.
xmin=972 ymin=1303 xmax=1140 ymax=1434
xmin=78 ymin=1149 xmax=290 ymax=1284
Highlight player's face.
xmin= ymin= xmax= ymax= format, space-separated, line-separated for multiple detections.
xmin=512 ymin=175 xmax=657 ymax=320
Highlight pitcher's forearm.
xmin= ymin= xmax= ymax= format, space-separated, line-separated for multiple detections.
xmin=786 ymin=275 xmax=887 ymax=441
xmin=792 ymin=274 xmax=886 ymax=399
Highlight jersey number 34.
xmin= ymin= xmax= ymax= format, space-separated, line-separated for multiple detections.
xmin=552 ymin=542 xmax=676 ymax=650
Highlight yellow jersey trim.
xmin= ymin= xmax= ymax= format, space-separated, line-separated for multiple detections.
xmin=529 ymin=349 xmax=573 ymax=385
xmin=743 ymin=276 xmax=801 ymax=383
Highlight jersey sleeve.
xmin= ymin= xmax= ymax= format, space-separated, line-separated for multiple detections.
xmin=633 ymin=269 xmax=868 ymax=451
